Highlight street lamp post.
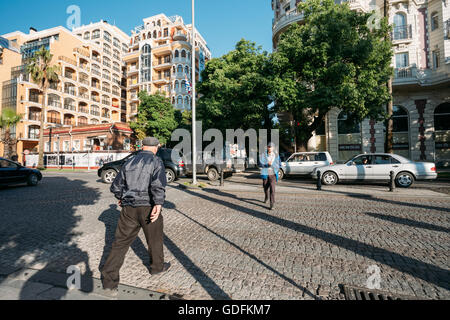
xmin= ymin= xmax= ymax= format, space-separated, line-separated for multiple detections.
xmin=191 ymin=0 xmax=197 ymax=185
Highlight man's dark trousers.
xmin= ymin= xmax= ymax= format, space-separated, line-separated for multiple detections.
xmin=263 ymin=174 xmax=276 ymax=205
xmin=101 ymin=206 xmax=164 ymax=289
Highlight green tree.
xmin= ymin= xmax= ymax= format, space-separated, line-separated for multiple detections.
xmin=0 ymin=108 xmax=23 ymax=159
xmin=175 ymin=109 xmax=192 ymax=131
xmin=26 ymin=46 xmax=60 ymax=169
xmin=272 ymin=0 xmax=393 ymax=151
xmin=197 ymin=39 xmax=274 ymax=133
xmin=129 ymin=91 xmax=178 ymax=145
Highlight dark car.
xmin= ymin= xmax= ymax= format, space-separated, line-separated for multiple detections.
xmin=183 ymin=151 xmax=245 ymax=181
xmin=0 ymin=157 xmax=42 ymax=187
xmin=97 ymin=148 xmax=185 ymax=184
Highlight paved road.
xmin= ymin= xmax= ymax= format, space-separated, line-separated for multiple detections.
xmin=0 ymin=172 xmax=449 ymax=300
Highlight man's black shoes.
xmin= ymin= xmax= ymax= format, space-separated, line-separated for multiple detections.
xmin=150 ymin=262 xmax=171 ymax=275
xmin=270 ymin=203 xmax=274 ymax=210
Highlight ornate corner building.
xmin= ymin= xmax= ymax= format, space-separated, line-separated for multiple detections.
xmin=272 ymin=0 xmax=450 ymax=165
xmin=124 ymin=14 xmax=211 ymax=122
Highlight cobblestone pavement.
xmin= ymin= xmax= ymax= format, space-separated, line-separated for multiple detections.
xmin=0 ymin=172 xmax=449 ymax=300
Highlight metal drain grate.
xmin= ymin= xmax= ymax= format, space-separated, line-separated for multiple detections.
xmin=339 ymin=285 xmax=420 ymax=300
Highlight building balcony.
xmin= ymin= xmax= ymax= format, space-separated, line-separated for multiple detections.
xmin=58 ymin=56 xmax=77 ymax=66
xmin=73 ymin=47 xmax=90 ymax=58
xmin=92 ymin=56 xmax=101 ymax=63
xmin=90 ymin=111 xmax=100 ymax=116
xmin=392 ymin=25 xmax=413 ymax=42
xmin=173 ymin=32 xmax=187 ymax=41
xmin=393 ymin=65 xmax=450 ymax=86
xmin=64 ymin=104 xmax=77 ymax=111
xmin=153 ymin=61 xmax=172 ymax=70
xmin=273 ymin=9 xmax=304 ymax=39
xmin=64 ymin=88 xmax=77 ymax=96
xmin=79 ymin=93 xmax=89 ymax=100
xmin=153 ymin=77 xmax=171 ymax=84
xmin=48 ymin=100 xmax=62 ymax=108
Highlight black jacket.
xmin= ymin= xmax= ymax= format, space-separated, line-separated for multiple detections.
xmin=110 ymin=151 xmax=167 ymax=207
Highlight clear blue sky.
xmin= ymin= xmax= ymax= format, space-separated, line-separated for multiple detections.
xmin=0 ymin=0 xmax=274 ymax=57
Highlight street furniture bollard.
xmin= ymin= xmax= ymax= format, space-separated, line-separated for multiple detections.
xmin=220 ymin=170 xmax=224 ymax=187
xmin=317 ymin=170 xmax=322 ymax=191
xmin=389 ymin=171 xmax=395 ymax=192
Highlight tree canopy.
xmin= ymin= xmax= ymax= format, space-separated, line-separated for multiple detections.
xmin=272 ymin=0 xmax=393 ymax=149
xmin=130 ymin=92 xmax=178 ymax=145
xmin=197 ymin=39 xmax=275 ymax=133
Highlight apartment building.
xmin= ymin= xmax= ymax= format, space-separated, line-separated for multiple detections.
xmin=272 ymin=0 xmax=450 ymax=164
xmin=0 ymin=21 xmax=130 ymax=163
xmin=124 ymin=14 xmax=211 ymax=121
xmin=0 ymin=37 xmax=22 ymax=157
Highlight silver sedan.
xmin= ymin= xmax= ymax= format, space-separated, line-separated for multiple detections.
xmin=312 ymin=153 xmax=437 ymax=188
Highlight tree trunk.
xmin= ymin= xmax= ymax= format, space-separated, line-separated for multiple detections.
xmin=3 ymin=128 xmax=11 ymax=159
xmin=384 ymin=0 xmax=394 ymax=154
xmin=37 ymin=89 xmax=47 ymax=169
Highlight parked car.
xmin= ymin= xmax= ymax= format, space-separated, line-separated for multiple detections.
xmin=0 ymin=157 xmax=42 ymax=187
xmin=184 ymin=151 xmax=237 ymax=181
xmin=312 ymin=153 xmax=437 ymax=188
xmin=97 ymin=148 xmax=185 ymax=184
xmin=279 ymin=152 xmax=334 ymax=180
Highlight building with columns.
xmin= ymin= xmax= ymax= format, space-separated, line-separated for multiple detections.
xmin=272 ymin=0 xmax=450 ymax=165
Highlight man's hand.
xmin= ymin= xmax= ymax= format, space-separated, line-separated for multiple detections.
xmin=150 ymin=205 xmax=162 ymax=223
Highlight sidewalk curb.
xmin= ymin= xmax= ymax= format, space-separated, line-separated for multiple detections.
xmin=0 ymin=267 xmax=182 ymax=301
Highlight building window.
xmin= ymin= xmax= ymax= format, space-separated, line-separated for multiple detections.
xmin=28 ymin=126 xmax=40 ymax=140
xmin=395 ymin=52 xmax=409 ymax=68
xmin=434 ymin=103 xmax=450 ymax=160
xmin=63 ymin=141 xmax=70 ymax=152
xmin=92 ymin=30 xmax=100 ymax=39
xmin=431 ymin=12 xmax=439 ymax=31
xmin=337 ymin=112 xmax=362 ymax=161
xmin=392 ymin=106 xmax=410 ymax=158
xmin=432 ymin=50 xmax=440 ymax=69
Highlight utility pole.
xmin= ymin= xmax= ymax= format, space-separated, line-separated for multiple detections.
xmin=385 ymin=0 xmax=394 ymax=154
xmin=191 ymin=0 xmax=198 ymax=185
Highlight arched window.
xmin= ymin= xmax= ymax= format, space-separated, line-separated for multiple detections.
xmin=83 ymin=32 xmax=90 ymax=40
xmin=148 ymin=32 xmax=152 ymax=39
xmin=181 ymin=50 xmax=186 ymax=58
xmin=338 ymin=112 xmax=362 ymax=161
xmin=434 ymin=103 xmax=450 ymax=160
xmin=181 ymin=80 xmax=186 ymax=91
xmin=431 ymin=12 xmax=439 ymax=31
xmin=177 ymin=65 xmax=183 ymax=73
xmin=175 ymin=80 xmax=179 ymax=90
xmin=177 ymin=96 xmax=183 ymax=106
xmin=184 ymin=96 xmax=189 ymax=107
xmin=185 ymin=66 xmax=189 ymax=75
xmin=175 ymin=50 xmax=179 ymax=58
xmin=172 ymin=97 xmax=176 ymax=104
xmin=393 ymin=13 xmax=408 ymax=40
xmin=143 ymin=44 xmax=151 ymax=54
xmin=392 ymin=106 xmax=410 ymax=158
xmin=153 ymin=30 xmax=157 ymax=38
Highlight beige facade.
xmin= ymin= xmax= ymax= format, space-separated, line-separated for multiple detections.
xmin=272 ymin=0 xmax=450 ymax=165
xmin=124 ymin=14 xmax=211 ymax=121
xmin=1 ymin=22 xmax=130 ymax=163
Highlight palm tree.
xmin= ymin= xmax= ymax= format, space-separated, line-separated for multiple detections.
xmin=0 ymin=108 xmax=23 ymax=159
xmin=26 ymin=46 xmax=60 ymax=169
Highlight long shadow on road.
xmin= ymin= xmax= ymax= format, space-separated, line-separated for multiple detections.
xmin=180 ymin=187 xmax=450 ymax=292
xmin=0 ymin=177 xmax=100 ymax=300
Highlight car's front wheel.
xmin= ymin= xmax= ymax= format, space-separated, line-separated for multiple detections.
xmin=322 ymin=171 xmax=338 ymax=185
xmin=101 ymin=169 xmax=117 ymax=184
xmin=396 ymin=172 xmax=414 ymax=188
xmin=27 ymin=173 xmax=39 ymax=186
xmin=165 ymin=168 xmax=176 ymax=184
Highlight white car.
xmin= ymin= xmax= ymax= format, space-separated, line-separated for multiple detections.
xmin=312 ymin=153 xmax=437 ymax=188
xmin=279 ymin=152 xmax=334 ymax=180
